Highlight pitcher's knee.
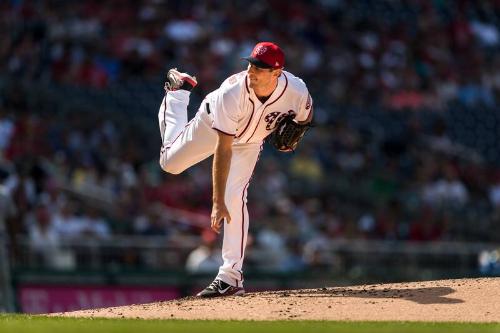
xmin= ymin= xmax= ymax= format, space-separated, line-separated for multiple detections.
xmin=159 ymin=158 xmax=185 ymax=175
xmin=159 ymin=147 xmax=190 ymax=175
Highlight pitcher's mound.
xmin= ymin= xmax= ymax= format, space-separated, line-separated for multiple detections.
xmin=56 ymin=277 xmax=500 ymax=322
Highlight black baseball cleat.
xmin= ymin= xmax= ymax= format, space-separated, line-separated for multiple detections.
xmin=164 ymin=68 xmax=198 ymax=92
xmin=196 ymin=279 xmax=245 ymax=298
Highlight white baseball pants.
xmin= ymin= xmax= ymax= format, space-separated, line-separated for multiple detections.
xmin=158 ymin=90 xmax=261 ymax=288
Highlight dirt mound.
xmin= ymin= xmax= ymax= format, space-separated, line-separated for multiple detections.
xmin=56 ymin=277 xmax=500 ymax=322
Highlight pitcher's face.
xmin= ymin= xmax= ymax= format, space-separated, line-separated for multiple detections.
xmin=247 ymin=64 xmax=280 ymax=89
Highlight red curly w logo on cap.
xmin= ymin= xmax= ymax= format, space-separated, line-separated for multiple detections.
xmin=254 ymin=45 xmax=267 ymax=56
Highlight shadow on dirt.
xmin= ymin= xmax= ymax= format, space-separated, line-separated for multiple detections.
xmin=262 ymin=286 xmax=464 ymax=304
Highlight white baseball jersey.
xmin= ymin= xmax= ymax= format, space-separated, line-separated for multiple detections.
xmin=158 ymin=69 xmax=312 ymax=288
xmin=206 ymin=70 xmax=313 ymax=144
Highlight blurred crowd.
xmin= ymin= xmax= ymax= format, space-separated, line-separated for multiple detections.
xmin=0 ymin=0 xmax=499 ymax=273
xmin=2 ymin=0 xmax=499 ymax=108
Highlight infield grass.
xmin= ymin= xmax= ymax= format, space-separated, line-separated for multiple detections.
xmin=0 ymin=314 xmax=499 ymax=333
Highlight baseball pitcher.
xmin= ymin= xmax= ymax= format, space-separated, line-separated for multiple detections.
xmin=158 ymin=42 xmax=313 ymax=297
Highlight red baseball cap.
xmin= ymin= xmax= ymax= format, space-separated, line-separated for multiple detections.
xmin=243 ymin=42 xmax=285 ymax=69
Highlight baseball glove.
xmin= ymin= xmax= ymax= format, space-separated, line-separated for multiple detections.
xmin=271 ymin=115 xmax=312 ymax=152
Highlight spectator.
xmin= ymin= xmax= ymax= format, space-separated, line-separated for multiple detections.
xmin=421 ymin=162 xmax=469 ymax=208
xmin=27 ymin=203 xmax=74 ymax=269
xmin=52 ymin=200 xmax=85 ymax=240
xmin=80 ymin=206 xmax=111 ymax=239
xmin=133 ymin=203 xmax=169 ymax=236
xmin=185 ymin=229 xmax=223 ymax=274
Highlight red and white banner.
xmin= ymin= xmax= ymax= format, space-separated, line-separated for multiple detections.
xmin=19 ymin=285 xmax=181 ymax=314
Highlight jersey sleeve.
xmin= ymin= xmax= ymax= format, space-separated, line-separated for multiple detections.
xmin=211 ymin=83 xmax=240 ymax=136
xmin=294 ymin=91 xmax=313 ymax=123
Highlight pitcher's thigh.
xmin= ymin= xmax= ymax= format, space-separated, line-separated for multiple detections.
xmin=160 ymin=117 xmax=217 ymax=174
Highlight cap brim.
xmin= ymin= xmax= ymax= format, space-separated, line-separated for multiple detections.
xmin=242 ymin=56 xmax=274 ymax=69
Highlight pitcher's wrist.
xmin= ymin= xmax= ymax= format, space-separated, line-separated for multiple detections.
xmin=213 ymin=197 xmax=225 ymax=205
